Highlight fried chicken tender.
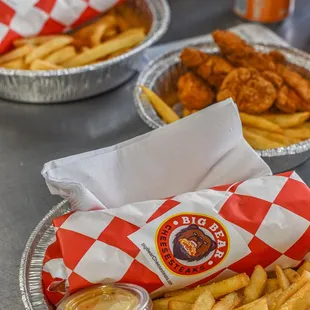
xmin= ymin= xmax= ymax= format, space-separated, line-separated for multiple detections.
xmin=178 ymin=72 xmax=214 ymax=109
xmin=212 ymin=30 xmax=276 ymax=71
xmin=277 ymin=64 xmax=310 ymax=103
xmin=269 ymin=50 xmax=286 ymax=64
xmin=262 ymin=71 xmax=283 ymax=89
xmin=180 ymin=48 xmax=208 ymax=68
xmin=276 ymin=84 xmax=310 ymax=113
xmin=197 ymin=55 xmax=234 ymax=89
xmin=217 ymin=68 xmax=277 ymax=114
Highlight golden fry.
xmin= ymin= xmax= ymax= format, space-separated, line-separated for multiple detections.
xmin=168 ymin=301 xmax=192 ymax=310
xmin=13 ymin=35 xmax=65 ymax=47
xmin=240 ymin=112 xmax=283 ymax=133
xmin=25 ymin=36 xmax=73 ymax=64
xmin=279 ymin=282 xmax=310 ymax=310
xmin=264 ymin=279 xmax=280 ymax=295
xmin=273 ymin=271 xmax=310 ymax=310
xmin=0 ymin=44 xmax=32 ymax=64
xmin=141 ymin=86 xmax=180 ymax=124
xmin=244 ymin=265 xmax=267 ymax=303
xmin=211 ymin=292 xmax=241 ymax=310
xmin=243 ymin=127 xmax=285 ymax=150
xmin=90 ymin=15 xmax=117 ymax=46
xmin=116 ymin=4 xmax=144 ymax=28
xmin=44 ymin=46 xmax=76 ymax=64
xmin=165 ymin=289 xmax=190 ymax=298
xmin=153 ymin=286 xmax=205 ymax=309
xmin=106 ymin=47 xmax=131 ymax=59
xmin=283 ymin=128 xmax=310 ymax=140
xmin=297 ymin=261 xmax=310 ymax=275
xmin=262 ymin=112 xmax=310 ymax=128
xmin=116 ymin=14 xmax=131 ymax=32
xmin=102 ymin=27 xmax=118 ymax=40
xmin=192 ymin=289 xmax=215 ymax=310
xmin=1 ymin=58 xmax=27 ymax=69
xmin=29 ymin=59 xmax=62 ymax=70
xmin=248 ymin=299 xmax=268 ymax=310
xmin=206 ymin=273 xmax=250 ymax=299
xmin=284 ymin=269 xmax=300 ymax=284
xmin=63 ymin=28 xmax=145 ymax=67
xmin=275 ymin=265 xmax=291 ymax=290
xmin=245 ymin=127 xmax=300 ymax=145
xmin=235 ymin=289 xmax=282 ymax=310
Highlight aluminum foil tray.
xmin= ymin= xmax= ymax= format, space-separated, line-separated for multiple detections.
xmin=0 ymin=0 xmax=170 ymax=103
xmin=20 ymin=200 xmax=70 ymax=310
xmin=134 ymin=41 xmax=310 ymax=161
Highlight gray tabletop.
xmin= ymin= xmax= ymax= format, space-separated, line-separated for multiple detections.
xmin=1 ymin=0 xmax=310 ymax=308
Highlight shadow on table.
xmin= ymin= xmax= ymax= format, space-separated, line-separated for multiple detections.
xmin=263 ymin=150 xmax=310 ymax=174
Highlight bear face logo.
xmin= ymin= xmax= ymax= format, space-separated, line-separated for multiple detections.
xmin=173 ymin=224 xmax=217 ymax=262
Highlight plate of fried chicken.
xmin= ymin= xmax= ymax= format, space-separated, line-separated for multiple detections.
xmin=135 ymin=30 xmax=310 ymax=166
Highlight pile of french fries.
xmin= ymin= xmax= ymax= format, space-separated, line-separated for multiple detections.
xmin=0 ymin=4 xmax=147 ymax=70
xmin=141 ymin=86 xmax=310 ymax=150
xmin=153 ymin=261 xmax=310 ymax=310
xmin=241 ymin=112 xmax=310 ymax=150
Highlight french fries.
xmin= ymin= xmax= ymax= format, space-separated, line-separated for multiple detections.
xmin=264 ymin=279 xmax=280 ymax=294
xmin=1 ymin=58 xmax=27 ymax=69
xmin=153 ymin=262 xmax=310 ymax=310
xmin=25 ymin=36 xmax=73 ymax=64
xmin=141 ymin=86 xmax=180 ymax=124
xmin=275 ymin=265 xmax=291 ymax=290
xmin=235 ymin=289 xmax=283 ymax=310
xmin=249 ymin=299 xmax=268 ymax=310
xmin=240 ymin=113 xmax=283 ymax=133
xmin=207 ymin=273 xmax=250 ymax=299
xmin=44 ymin=46 xmax=76 ymax=64
xmin=0 ymin=3 xmax=147 ymax=71
xmin=244 ymin=265 xmax=267 ymax=303
xmin=90 ymin=15 xmax=117 ymax=47
xmin=272 ymin=271 xmax=310 ymax=309
xmin=243 ymin=127 xmax=285 ymax=150
xmin=168 ymin=301 xmax=192 ymax=310
xmin=297 ymin=261 xmax=310 ymax=275
xmin=283 ymin=127 xmax=310 ymax=140
xmin=29 ymin=59 xmax=62 ymax=70
xmin=284 ymin=269 xmax=300 ymax=284
xmin=13 ymin=35 xmax=66 ymax=47
xmin=63 ymin=28 xmax=145 ymax=67
xmin=0 ymin=44 xmax=32 ymax=64
xmin=244 ymin=127 xmax=300 ymax=146
xmin=211 ymin=292 xmax=241 ymax=310
xmin=262 ymin=112 xmax=310 ymax=128
xmin=192 ymin=289 xmax=215 ymax=310
xmin=278 ymin=282 xmax=310 ymax=310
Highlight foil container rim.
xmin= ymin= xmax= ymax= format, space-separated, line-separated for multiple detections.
xmin=19 ymin=200 xmax=69 ymax=310
xmin=1 ymin=0 xmax=170 ymax=77
xmin=134 ymin=41 xmax=310 ymax=157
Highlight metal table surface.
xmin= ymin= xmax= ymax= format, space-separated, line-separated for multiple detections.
xmin=1 ymin=0 xmax=310 ymax=308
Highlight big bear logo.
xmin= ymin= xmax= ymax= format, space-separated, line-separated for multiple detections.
xmin=172 ymin=224 xmax=217 ymax=262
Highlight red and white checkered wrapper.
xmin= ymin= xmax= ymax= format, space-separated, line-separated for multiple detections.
xmin=42 ymin=171 xmax=310 ymax=305
xmin=0 ymin=0 xmax=122 ymax=53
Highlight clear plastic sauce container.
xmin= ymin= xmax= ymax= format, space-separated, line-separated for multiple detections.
xmin=57 ymin=284 xmax=152 ymax=310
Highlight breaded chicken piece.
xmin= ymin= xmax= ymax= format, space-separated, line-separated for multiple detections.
xmin=178 ymin=72 xmax=214 ymax=109
xmin=197 ymin=55 xmax=234 ymax=89
xmin=212 ymin=30 xmax=276 ymax=71
xmin=269 ymin=50 xmax=286 ymax=64
xmin=277 ymin=64 xmax=310 ymax=103
xmin=276 ymin=85 xmax=300 ymax=113
xmin=217 ymin=68 xmax=277 ymax=114
xmin=180 ymin=48 xmax=209 ymax=68
xmin=262 ymin=71 xmax=283 ymax=89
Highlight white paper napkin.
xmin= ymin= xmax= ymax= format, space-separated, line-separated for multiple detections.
xmin=42 ymin=99 xmax=271 ymax=210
